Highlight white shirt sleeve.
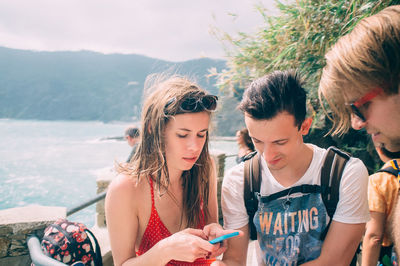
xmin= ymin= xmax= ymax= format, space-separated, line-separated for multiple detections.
xmin=333 ymin=157 xmax=370 ymax=223
xmin=221 ymin=162 xmax=250 ymax=230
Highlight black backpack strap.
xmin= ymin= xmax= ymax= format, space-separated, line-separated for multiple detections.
xmin=243 ymin=151 xmax=260 ymax=240
xmin=377 ymin=166 xmax=399 ymax=177
xmin=320 ymin=146 xmax=350 ymax=240
xmin=85 ymin=228 xmax=103 ymax=266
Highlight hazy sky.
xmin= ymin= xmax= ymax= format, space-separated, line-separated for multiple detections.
xmin=0 ymin=0 xmax=278 ymax=62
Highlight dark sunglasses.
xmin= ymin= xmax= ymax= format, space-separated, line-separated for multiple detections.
xmin=347 ymin=87 xmax=383 ymax=122
xmin=165 ymin=94 xmax=218 ymax=113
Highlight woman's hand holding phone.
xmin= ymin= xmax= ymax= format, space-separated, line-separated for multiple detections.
xmin=202 ymin=223 xmax=243 ymax=259
xmin=209 ymin=232 xmax=239 ymax=244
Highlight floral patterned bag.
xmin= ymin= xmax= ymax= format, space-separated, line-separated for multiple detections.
xmin=41 ymin=218 xmax=102 ymax=266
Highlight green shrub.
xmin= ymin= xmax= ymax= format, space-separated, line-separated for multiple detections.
xmin=211 ymin=0 xmax=400 ymax=172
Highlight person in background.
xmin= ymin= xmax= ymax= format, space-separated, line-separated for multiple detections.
xmin=317 ymin=5 xmax=400 ymax=257
xmin=105 ymin=75 xmax=236 ymax=266
xmin=125 ymin=126 xmax=140 ymax=163
xmin=362 ymin=143 xmax=400 ymax=266
xmin=212 ymin=70 xmax=369 ymax=265
xmin=235 ymin=128 xmax=255 ymax=164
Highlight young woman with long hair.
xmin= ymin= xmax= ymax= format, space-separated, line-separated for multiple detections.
xmin=105 ymin=75 xmax=231 ymax=266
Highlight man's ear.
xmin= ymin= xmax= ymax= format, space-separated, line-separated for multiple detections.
xmin=300 ymin=117 xmax=313 ymax=135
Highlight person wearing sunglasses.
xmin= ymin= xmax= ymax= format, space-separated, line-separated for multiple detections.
xmin=210 ymin=70 xmax=369 ymax=266
xmin=319 ymin=5 xmax=400 ymax=154
xmin=105 ymin=75 xmax=236 ymax=266
xmin=318 ymin=5 xmax=400 ymax=258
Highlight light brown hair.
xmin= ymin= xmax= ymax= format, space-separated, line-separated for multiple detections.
xmin=119 ymin=75 xmax=216 ymax=228
xmin=319 ymin=5 xmax=400 ymax=135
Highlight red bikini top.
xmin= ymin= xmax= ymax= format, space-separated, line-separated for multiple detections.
xmin=136 ymin=178 xmax=215 ymax=265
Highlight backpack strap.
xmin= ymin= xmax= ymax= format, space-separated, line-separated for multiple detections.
xmin=50 ymin=222 xmax=74 ymax=243
xmin=320 ymin=146 xmax=350 ymax=240
xmin=376 ymin=159 xmax=400 ymax=177
xmin=85 ymin=228 xmax=103 ymax=266
xmin=243 ymin=151 xmax=260 ymax=240
xmin=377 ymin=166 xmax=399 ymax=177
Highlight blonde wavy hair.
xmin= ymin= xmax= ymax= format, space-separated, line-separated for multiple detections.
xmin=319 ymin=5 xmax=400 ymax=135
xmin=118 ymin=75 xmax=216 ymax=228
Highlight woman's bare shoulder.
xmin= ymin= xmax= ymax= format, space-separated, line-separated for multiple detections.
xmin=107 ymin=173 xmax=148 ymax=203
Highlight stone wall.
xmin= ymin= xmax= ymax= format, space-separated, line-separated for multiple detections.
xmin=96 ymin=168 xmax=116 ymax=228
xmin=212 ymin=150 xmax=226 ymax=224
xmin=0 ymin=205 xmax=66 ymax=266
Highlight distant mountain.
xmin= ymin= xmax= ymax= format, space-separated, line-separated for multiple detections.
xmin=0 ymin=47 xmax=226 ymax=122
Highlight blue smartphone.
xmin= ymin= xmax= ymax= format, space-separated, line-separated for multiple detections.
xmin=209 ymin=232 xmax=239 ymax=244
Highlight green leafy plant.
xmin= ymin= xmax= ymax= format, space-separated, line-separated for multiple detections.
xmin=211 ymin=0 xmax=400 ymax=172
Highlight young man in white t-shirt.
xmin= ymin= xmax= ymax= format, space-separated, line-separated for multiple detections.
xmin=211 ymin=70 xmax=369 ymax=265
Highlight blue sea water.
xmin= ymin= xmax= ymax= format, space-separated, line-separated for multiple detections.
xmin=0 ymin=119 xmax=237 ymax=227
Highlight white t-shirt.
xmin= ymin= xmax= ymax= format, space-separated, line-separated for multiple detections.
xmin=222 ymin=144 xmax=370 ymax=230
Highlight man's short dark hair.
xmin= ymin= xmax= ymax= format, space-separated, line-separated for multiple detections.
xmin=125 ymin=127 xmax=140 ymax=138
xmin=239 ymin=70 xmax=307 ymax=128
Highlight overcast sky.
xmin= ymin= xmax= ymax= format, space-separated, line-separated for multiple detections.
xmin=0 ymin=0 xmax=278 ymax=62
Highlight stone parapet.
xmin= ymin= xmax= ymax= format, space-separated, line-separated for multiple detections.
xmin=96 ymin=167 xmax=117 ymax=227
xmin=211 ymin=149 xmax=226 ymax=179
xmin=0 ymin=205 xmax=66 ymax=265
xmin=211 ymin=150 xmax=227 ymax=225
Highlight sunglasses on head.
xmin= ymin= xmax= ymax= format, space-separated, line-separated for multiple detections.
xmin=347 ymin=87 xmax=383 ymax=122
xmin=165 ymin=94 xmax=218 ymax=114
